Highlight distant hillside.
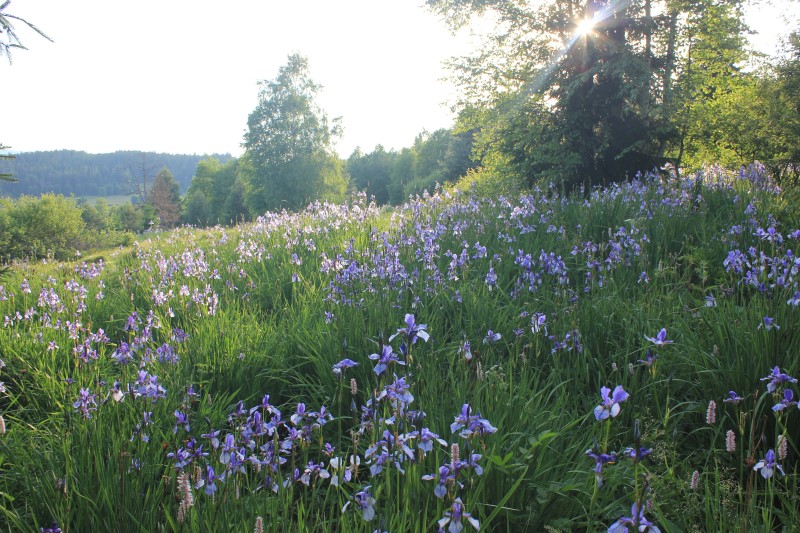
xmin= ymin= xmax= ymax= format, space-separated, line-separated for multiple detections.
xmin=0 ymin=150 xmax=233 ymax=198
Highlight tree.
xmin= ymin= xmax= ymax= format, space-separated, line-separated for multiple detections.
xmin=427 ymin=0 xmax=747 ymax=188
xmin=2 ymin=1 xmax=51 ymax=182
xmin=1 ymin=144 xmax=15 ymax=183
xmin=147 ymin=167 xmax=181 ymax=229
xmin=242 ymin=54 xmax=345 ymax=212
xmin=0 ymin=0 xmax=51 ymax=63
xmin=128 ymin=151 xmax=162 ymax=205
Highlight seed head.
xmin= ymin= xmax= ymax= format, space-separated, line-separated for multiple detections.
xmin=725 ymin=430 xmax=736 ymax=453
xmin=706 ymin=400 xmax=716 ymax=425
xmin=690 ymin=470 xmax=700 ymax=491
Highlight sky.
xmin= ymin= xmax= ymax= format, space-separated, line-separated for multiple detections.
xmin=2 ymin=1 xmax=799 ymax=159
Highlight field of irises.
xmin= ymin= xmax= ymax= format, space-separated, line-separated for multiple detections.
xmin=1 ymin=164 xmax=799 ymax=532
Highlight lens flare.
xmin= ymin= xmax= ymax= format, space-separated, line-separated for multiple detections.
xmin=575 ymin=18 xmax=595 ymax=36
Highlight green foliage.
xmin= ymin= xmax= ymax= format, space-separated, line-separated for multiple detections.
xmin=427 ymin=0 xmax=800 ymax=190
xmin=242 ymin=54 xmax=345 ymax=212
xmin=1 ymin=143 xmax=17 ymax=183
xmin=0 ymin=150 xmax=232 ymax=198
xmin=430 ymin=0 xmax=689 ymax=189
xmin=1 ymin=169 xmax=800 ymax=530
xmin=346 ymin=129 xmax=478 ymax=205
xmin=147 ymin=167 xmax=181 ymax=229
xmin=0 ymin=194 xmax=85 ymax=259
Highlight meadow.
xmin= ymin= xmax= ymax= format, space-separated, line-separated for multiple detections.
xmin=1 ymin=164 xmax=799 ymax=532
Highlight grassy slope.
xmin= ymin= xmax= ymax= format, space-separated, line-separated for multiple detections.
xmin=0 ymin=168 xmax=799 ymax=532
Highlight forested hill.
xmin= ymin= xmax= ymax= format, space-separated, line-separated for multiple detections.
xmin=0 ymin=150 xmax=233 ymax=198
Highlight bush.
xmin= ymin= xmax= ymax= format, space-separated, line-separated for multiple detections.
xmin=0 ymin=194 xmax=86 ymax=260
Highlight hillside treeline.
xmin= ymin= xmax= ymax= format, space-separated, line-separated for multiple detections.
xmin=0 ymin=127 xmax=476 ymax=260
xmin=0 ymin=150 xmax=232 ymax=198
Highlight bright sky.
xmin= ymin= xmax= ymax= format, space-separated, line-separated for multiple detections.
xmin=2 ymin=1 xmax=798 ymax=159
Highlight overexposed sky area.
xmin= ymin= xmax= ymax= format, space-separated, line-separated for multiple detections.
xmin=2 ymin=0 xmax=798 ymax=158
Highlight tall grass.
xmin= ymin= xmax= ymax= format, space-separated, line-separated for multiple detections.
xmin=0 ymin=167 xmax=798 ymax=531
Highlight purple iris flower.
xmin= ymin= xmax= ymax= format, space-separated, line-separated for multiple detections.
xmin=531 ymin=313 xmax=547 ymax=335
xmin=389 ymin=313 xmax=430 ymax=345
xmin=644 ymin=328 xmax=672 ymax=347
xmin=723 ymin=391 xmax=743 ymax=404
xmin=637 ymin=350 xmax=657 ymax=368
xmin=624 ymin=446 xmax=653 ymax=463
xmin=438 ymin=497 xmax=480 ymax=532
xmin=483 ymin=330 xmax=502 ymax=344
xmin=196 ymin=465 xmax=222 ymax=495
xmin=754 ymin=449 xmax=784 ymax=479
xmin=173 ymin=410 xmax=190 ymax=433
xmin=368 ymin=345 xmax=404 ymax=376
xmin=761 ymin=366 xmax=798 ymax=393
xmin=485 ymin=268 xmax=497 ymax=289
xmin=594 ymin=385 xmax=629 ymax=421
xmin=759 ymin=316 xmax=779 ymax=331
xmin=586 ymin=449 xmax=617 ymax=487
xmin=450 ymin=403 xmax=497 ymax=438
xmin=607 ymin=502 xmax=661 ymax=532
xmin=459 ymin=340 xmax=472 ymax=361
xmin=332 ymin=358 xmax=358 ymax=377
xmin=772 ymin=389 xmax=797 ymax=412
xmin=353 ymin=486 xmax=376 ymax=521
xmin=73 ymin=388 xmax=98 ymax=419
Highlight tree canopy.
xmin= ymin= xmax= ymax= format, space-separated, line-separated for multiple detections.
xmin=242 ymin=54 xmax=346 ymax=212
xmin=426 ymin=0 xmax=793 ymax=188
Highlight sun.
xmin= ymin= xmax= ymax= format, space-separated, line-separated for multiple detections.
xmin=575 ymin=18 xmax=595 ymax=37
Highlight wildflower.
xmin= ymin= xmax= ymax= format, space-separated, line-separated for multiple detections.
xmin=690 ymin=470 xmax=700 ymax=491
xmin=594 ymin=385 xmax=629 ymax=421
xmin=458 ymin=340 xmax=472 ymax=361
xmin=0 ymin=415 xmax=5 ymax=434
xmin=173 ymin=410 xmax=191 ymax=433
xmin=759 ymin=316 xmax=779 ymax=331
xmin=254 ymin=516 xmax=264 ymax=533
xmin=777 ymin=435 xmax=788 ymax=461
xmin=637 ymin=350 xmax=657 ymax=371
xmin=368 ymin=345 xmax=404 ymax=376
xmin=788 ymin=291 xmax=800 ymax=307
xmin=332 ymin=358 xmax=359 ymax=377
xmin=352 ymin=486 xmax=376 ymax=521
xmin=726 ymin=430 xmax=736 ymax=453
xmin=485 ymin=267 xmax=497 ymax=290
xmin=483 ymin=330 xmax=501 ymax=344
xmin=586 ymin=448 xmax=617 ymax=487
xmin=73 ymin=388 xmax=98 ymax=419
xmin=704 ymin=294 xmax=717 ymax=307
xmin=531 ymin=313 xmax=547 ymax=335
xmin=39 ymin=523 xmax=62 ymax=533
xmin=329 ymin=455 xmax=360 ymax=486
xmin=624 ymin=446 xmax=653 ymax=463
xmin=772 ymin=389 xmax=797 ymax=412
xmin=195 ymin=465 xmax=222 ymax=495
xmin=706 ymin=400 xmax=716 ymax=425
xmin=754 ymin=449 xmax=784 ymax=479
xmin=723 ymin=391 xmax=743 ymax=404
xmin=450 ymin=403 xmax=497 ymax=438
xmin=438 ymin=497 xmax=480 ymax=533
xmin=607 ymin=502 xmax=661 ymax=533
xmin=644 ymin=328 xmax=672 ymax=347
xmin=418 ymin=428 xmax=446 ymax=453
xmin=761 ymin=366 xmax=797 ymax=393
xmin=389 ymin=313 xmax=430 ymax=345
